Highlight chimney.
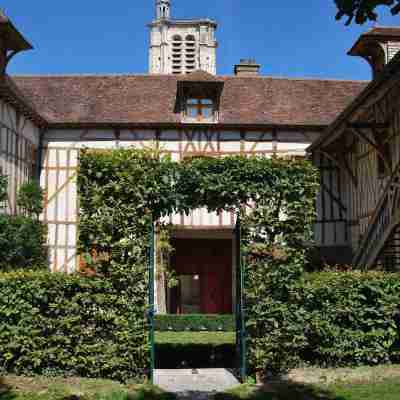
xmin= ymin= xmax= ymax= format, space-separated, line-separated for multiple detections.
xmin=234 ymin=59 xmax=260 ymax=76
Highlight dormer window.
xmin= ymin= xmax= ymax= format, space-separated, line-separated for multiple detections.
xmin=176 ymin=70 xmax=224 ymax=124
xmin=186 ymin=98 xmax=214 ymax=122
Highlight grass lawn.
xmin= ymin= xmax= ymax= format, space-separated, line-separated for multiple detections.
xmin=0 ymin=376 xmax=176 ymax=400
xmin=332 ymin=379 xmax=400 ymax=400
xmin=215 ymin=379 xmax=400 ymax=400
xmin=155 ymin=331 xmax=236 ymax=345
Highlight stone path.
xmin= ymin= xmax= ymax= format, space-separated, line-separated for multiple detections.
xmin=154 ymin=368 xmax=239 ymax=398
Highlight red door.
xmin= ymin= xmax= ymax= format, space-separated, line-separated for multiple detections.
xmin=171 ymin=238 xmax=233 ymax=314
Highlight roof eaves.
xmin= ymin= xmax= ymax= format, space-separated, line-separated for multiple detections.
xmin=0 ymin=75 xmax=47 ymax=127
xmin=307 ymin=50 xmax=400 ymax=153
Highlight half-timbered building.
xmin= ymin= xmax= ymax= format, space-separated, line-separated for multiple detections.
xmin=309 ymin=27 xmax=400 ymax=270
xmin=2 ymin=3 xmax=390 ymax=313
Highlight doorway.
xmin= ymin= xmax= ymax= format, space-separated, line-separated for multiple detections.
xmin=168 ymin=238 xmax=233 ymax=315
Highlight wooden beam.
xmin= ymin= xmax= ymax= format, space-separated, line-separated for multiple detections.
xmin=348 ymin=126 xmax=388 ymax=163
xmin=319 ymin=150 xmax=358 ymax=187
xmin=349 ymin=122 xmax=388 ymax=130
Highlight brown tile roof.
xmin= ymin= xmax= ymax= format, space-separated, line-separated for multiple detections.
xmin=0 ymin=75 xmax=46 ymax=126
xmin=362 ymin=26 xmax=400 ymax=37
xmin=11 ymin=74 xmax=367 ymax=127
xmin=178 ymin=70 xmax=224 ymax=82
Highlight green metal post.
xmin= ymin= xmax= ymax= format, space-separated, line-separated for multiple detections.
xmin=236 ymin=211 xmax=247 ymax=382
xmin=148 ymin=219 xmax=155 ymax=383
xmin=239 ymin=220 xmax=247 ymax=382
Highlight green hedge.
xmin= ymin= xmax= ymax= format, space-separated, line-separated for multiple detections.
xmin=155 ymin=332 xmax=236 ymax=369
xmin=300 ymin=271 xmax=400 ymax=366
xmin=154 ymin=314 xmax=235 ymax=332
xmin=245 ymin=268 xmax=400 ymax=375
xmin=0 ymin=215 xmax=47 ymax=271
xmin=0 ymin=269 xmax=149 ymax=381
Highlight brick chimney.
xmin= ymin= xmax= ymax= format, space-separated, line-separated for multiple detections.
xmin=234 ymin=59 xmax=260 ymax=76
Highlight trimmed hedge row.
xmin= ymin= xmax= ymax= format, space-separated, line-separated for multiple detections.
xmin=0 ymin=269 xmax=149 ymax=381
xmin=156 ymin=342 xmax=236 ymax=369
xmin=245 ymin=268 xmax=400 ymax=375
xmin=154 ymin=314 xmax=235 ymax=332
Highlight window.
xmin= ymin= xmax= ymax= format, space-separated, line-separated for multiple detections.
xmin=185 ymin=98 xmax=214 ymax=122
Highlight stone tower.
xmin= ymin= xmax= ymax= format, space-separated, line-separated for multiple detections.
xmin=148 ymin=0 xmax=218 ymax=75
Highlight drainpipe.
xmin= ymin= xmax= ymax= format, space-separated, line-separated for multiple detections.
xmin=35 ymin=127 xmax=45 ymax=182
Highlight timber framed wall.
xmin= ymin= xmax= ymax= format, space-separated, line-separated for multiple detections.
xmin=311 ymin=60 xmax=400 ymax=267
xmin=42 ymin=126 xmax=319 ymax=272
xmin=0 ymin=98 xmax=39 ymax=214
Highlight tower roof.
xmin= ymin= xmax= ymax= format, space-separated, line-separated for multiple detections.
xmin=0 ymin=10 xmax=32 ymax=52
xmin=348 ymin=26 xmax=400 ymax=56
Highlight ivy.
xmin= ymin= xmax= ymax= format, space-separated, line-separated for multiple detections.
xmin=78 ymin=149 xmax=319 ymax=266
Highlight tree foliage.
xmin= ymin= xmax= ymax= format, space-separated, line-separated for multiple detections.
xmin=17 ymin=181 xmax=44 ymax=218
xmin=0 ymin=173 xmax=47 ymax=271
xmin=335 ymin=0 xmax=400 ymax=25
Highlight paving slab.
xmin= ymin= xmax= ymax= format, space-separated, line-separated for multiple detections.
xmin=154 ymin=368 xmax=239 ymax=397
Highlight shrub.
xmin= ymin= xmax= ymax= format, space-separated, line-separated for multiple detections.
xmin=0 ymin=268 xmax=149 ymax=381
xmin=17 ymin=181 xmax=44 ymax=218
xmin=155 ymin=332 xmax=236 ymax=369
xmin=154 ymin=314 xmax=235 ymax=332
xmin=0 ymin=215 xmax=47 ymax=271
xmin=245 ymin=269 xmax=400 ymax=376
xmin=156 ymin=342 xmax=235 ymax=369
xmin=245 ymin=251 xmax=308 ymax=376
xmin=300 ymin=271 xmax=400 ymax=367
xmin=0 ymin=172 xmax=7 ymax=204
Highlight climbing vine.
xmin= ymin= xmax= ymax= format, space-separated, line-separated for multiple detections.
xmin=78 ymin=148 xmax=320 ymax=376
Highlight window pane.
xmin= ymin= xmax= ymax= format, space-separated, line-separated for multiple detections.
xmin=187 ymin=106 xmax=198 ymax=118
xmin=201 ymin=99 xmax=213 ymax=105
xmin=187 ymin=99 xmax=198 ymax=105
xmin=202 ymin=107 xmax=213 ymax=118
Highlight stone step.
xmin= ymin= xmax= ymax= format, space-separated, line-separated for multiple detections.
xmin=154 ymin=368 xmax=240 ymax=396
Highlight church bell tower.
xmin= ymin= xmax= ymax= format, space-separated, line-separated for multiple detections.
xmin=156 ymin=0 xmax=170 ymax=20
xmin=148 ymin=0 xmax=218 ymax=75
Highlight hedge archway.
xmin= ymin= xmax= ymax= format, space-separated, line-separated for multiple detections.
xmin=77 ymin=148 xmax=319 ymax=377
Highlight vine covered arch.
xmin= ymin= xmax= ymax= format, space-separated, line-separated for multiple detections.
xmin=77 ymin=148 xmax=319 ymax=379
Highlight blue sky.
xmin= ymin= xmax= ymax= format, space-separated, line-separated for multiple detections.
xmin=3 ymin=1 xmax=400 ymax=80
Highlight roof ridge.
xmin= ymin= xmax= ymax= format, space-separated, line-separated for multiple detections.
xmin=11 ymin=73 xmax=368 ymax=83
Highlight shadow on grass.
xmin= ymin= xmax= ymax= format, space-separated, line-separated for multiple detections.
xmin=213 ymin=380 xmax=346 ymax=400
xmin=0 ymin=377 xmax=16 ymax=400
